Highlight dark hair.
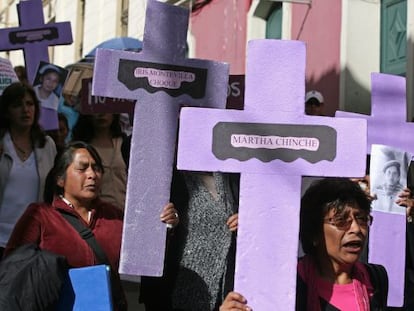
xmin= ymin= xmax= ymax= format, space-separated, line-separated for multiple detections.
xmin=58 ymin=113 xmax=69 ymax=131
xmin=299 ymin=177 xmax=371 ymax=256
xmin=0 ymin=82 xmax=47 ymax=147
xmin=71 ymin=113 xmax=123 ymax=142
xmin=305 ymin=98 xmax=322 ymax=106
xmin=192 ymin=0 xmax=214 ymax=14
xmin=44 ymin=141 xmax=104 ymax=203
xmin=14 ymin=65 xmax=28 ymax=83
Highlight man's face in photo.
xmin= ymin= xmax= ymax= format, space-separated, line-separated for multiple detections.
xmin=384 ymin=165 xmax=400 ymax=188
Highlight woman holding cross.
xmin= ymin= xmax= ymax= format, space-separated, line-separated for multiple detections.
xmin=220 ymin=177 xmax=388 ymax=311
xmin=4 ymin=141 xmax=179 ymax=310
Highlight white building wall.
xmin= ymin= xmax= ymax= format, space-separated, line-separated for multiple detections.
xmin=53 ymin=0 xmax=80 ymax=67
xmin=83 ymin=0 xmax=119 ymax=56
xmin=128 ymin=0 xmax=147 ymax=39
xmin=0 ymin=0 xmax=23 ymax=67
xmin=246 ymin=0 xmax=266 ymax=42
xmin=406 ymin=0 xmax=414 ymax=120
xmin=0 ymin=0 xmax=153 ymax=69
xmin=340 ymin=0 xmax=380 ymax=114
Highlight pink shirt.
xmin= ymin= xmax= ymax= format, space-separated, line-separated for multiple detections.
xmin=297 ymin=257 xmax=374 ymax=311
xmin=315 ymin=275 xmax=373 ymax=311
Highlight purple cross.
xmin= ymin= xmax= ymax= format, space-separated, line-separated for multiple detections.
xmin=176 ymin=40 xmax=367 ymax=310
xmin=0 ymin=0 xmax=72 ymax=83
xmin=92 ymin=0 xmax=229 ymax=277
xmin=336 ymin=73 xmax=410 ymax=306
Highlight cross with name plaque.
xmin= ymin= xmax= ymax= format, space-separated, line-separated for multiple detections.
xmin=0 ymin=0 xmax=72 ymax=84
xmin=176 ymin=40 xmax=367 ymax=310
xmin=336 ymin=73 xmax=412 ymax=307
xmin=92 ymin=0 xmax=229 ymax=277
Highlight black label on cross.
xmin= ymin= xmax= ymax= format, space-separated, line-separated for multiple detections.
xmin=212 ymin=122 xmax=337 ymax=163
xmin=118 ymin=59 xmax=207 ymax=99
xmin=9 ymin=27 xmax=59 ymax=44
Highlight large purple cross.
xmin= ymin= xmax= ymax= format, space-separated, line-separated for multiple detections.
xmin=92 ymin=0 xmax=229 ymax=277
xmin=176 ymin=40 xmax=367 ymax=310
xmin=0 ymin=0 xmax=72 ymax=83
xmin=336 ymin=73 xmax=410 ymax=306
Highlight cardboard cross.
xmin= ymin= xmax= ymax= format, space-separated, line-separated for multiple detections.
xmin=0 ymin=0 xmax=73 ymax=83
xmin=92 ymin=0 xmax=229 ymax=277
xmin=336 ymin=73 xmax=410 ymax=306
xmin=176 ymin=40 xmax=367 ymax=310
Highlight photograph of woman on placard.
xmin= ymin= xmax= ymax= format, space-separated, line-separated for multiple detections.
xmin=370 ymin=144 xmax=412 ymax=215
xmin=33 ymin=61 xmax=68 ymax=130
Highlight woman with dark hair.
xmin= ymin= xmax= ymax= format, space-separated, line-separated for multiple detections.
xmin=72 ymin=113 xmax=129 ymax=210
xmin=220 ymin=177 xmax=388 ymax=311
xmin=4 ymin=141 xmax=179 ymax=310
xmin=0 ymin=82 xmax=56 ymax=258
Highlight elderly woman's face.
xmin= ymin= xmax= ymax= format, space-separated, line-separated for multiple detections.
xmin=321 ymin=205 xmax=370 ymax=269
xmin=59 ymin=148 xmax=103 ymax=204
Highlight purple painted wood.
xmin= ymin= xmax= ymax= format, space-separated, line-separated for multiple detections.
xmin=0 ymin=0 xmax=72 ymax=83
xmin=92 ymin=0 xmax=229 ymax=277
xmin=336 ymin=73 xmax=409 ymax=306
xmin=176 ymin=40 xmax=367 ymax=310
xmin=336 ymin=73 xmax=413 ymax=154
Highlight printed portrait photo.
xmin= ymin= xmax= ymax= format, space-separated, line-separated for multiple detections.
xmin=370 ymin=144 xmax=412 ymax=215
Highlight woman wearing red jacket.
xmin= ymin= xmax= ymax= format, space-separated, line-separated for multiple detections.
xmin=5 ymin=141 xmax=179 ymax=310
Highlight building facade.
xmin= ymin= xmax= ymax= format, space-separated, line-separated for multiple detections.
xmin=0 ymin=0 xmax=413 ymax=118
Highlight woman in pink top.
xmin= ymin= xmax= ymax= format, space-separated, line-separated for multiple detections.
xmin=220 ymin=178 xmax=388 ymax=311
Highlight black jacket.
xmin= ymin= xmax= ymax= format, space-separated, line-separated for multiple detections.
xmin=0 ymin=244 xmax=69 ymax=311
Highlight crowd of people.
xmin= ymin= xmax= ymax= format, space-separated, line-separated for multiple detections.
xmin=0 ymin=61 xmax=413 ymax=311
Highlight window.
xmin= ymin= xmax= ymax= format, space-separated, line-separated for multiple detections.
xmin=381 ymin=0 xmax=407 ymax=76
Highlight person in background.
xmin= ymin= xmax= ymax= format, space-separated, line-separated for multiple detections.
xmin=46 ymin=113 xmax=70 ymax=157
xmin=388 ymin=166 xmax=414 ymax=310
xmin=0 ymin=82 xmax=56 ymax=259
xmin=171 ymin=172 xmax=239 ymax=311
xmin=4 ymin=141 xmax=179 ymax=310
xmin=305 ymin=90 xmax=325 ymax=116
xmin=13 ymin=66 xmax=28 ymax=85
xmin=140 ymin=171 xmax=239 ymax=311
xmin=220 ymin=177 xmax=388 ymax=311
xmin=58 ymin=95 xmax=79 ymax=142
xmin=72 ymin=113 xmax=129 ymax=210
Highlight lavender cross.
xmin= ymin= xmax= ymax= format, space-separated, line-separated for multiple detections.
xmin=336 ymin=73 xmax=410 ymax=306
xmin=177 ymin=40 xmax=367 ymax=310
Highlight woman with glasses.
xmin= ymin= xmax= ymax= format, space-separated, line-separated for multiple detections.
xmin=220 ymin=177 xmax=388 ymax=311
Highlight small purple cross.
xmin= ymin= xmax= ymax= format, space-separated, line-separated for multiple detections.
xmin=177 ymin=40 xmax=367 ymax=310
xmin=0 ymin=0 xmax=72 ymax=83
